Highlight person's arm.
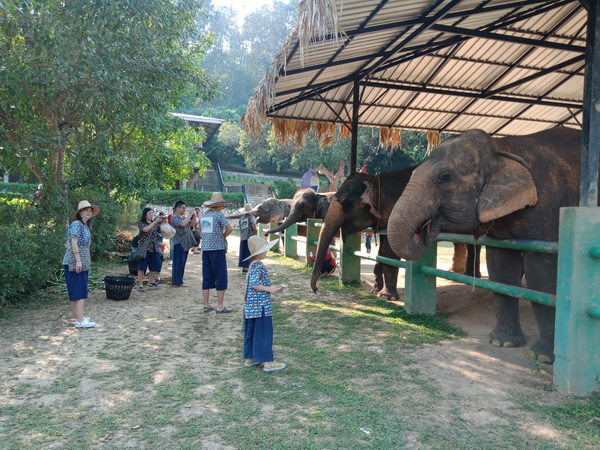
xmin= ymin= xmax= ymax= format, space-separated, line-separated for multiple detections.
xmin=71 ymin=235 xmax=82 ymax=273
xmin=223 ymin=223 xmax=233 ymax=238
xmin=251 ymin=284 xmax=284 ymax=294
xmin=141 ymin=216 xmax=164 ymax=233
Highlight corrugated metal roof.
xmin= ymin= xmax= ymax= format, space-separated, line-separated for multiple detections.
xmin=245 ymin=0 xmax=586 ymax=137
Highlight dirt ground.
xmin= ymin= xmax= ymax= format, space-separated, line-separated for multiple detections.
xmin=0 ymin=235 xmax=567 ymax=446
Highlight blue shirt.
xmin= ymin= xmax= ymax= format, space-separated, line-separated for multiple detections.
xmin=244 ymin=260 xmax=272 ymax=319
xmin=200 ymin=209 xmax=229 ymax=251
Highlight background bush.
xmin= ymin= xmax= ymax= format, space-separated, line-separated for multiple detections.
xmin=0 ymin=182 xmax=37 ymax=196
xmin=142 ymin=190 xmax=244 ymax=208
xmin=273 ymin=179 xmax=299 ymax=199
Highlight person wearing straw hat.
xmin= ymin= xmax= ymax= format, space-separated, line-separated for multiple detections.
xmin=200 ymin=192 xmax=233 ymax=313
xmin=237 ymin=203 xmax=257 ymax=273
xmin=63 ymin=200 xmax=101 ymax=328
xmin=242 ymin=235 xmax=286 ymax=372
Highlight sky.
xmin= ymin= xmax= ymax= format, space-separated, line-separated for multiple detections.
xmin=211 ymin=0 xmax=281 ymax=24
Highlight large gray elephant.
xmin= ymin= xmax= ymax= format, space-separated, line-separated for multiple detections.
xmin=264 ymin=189 xmax=332 ymax=237
xmin=310 ymin=167 xmax=417 ymax=300
xmin=387 ymin=127 xmax=583 ymax=363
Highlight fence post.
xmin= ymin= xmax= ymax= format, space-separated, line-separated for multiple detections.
xmin=268 ymin=221 xmax=280 ymax=253
xmin=554 ymin=207 xmax=600 ymax=395
xmin=306 ymin=218 xmax=321 ymax=267
xmin=404 ymin=243 xmax=437 ymax=315
xmin=284 ymin=223 xmax=298 ymax=259
xmin=340 ymin=232 xmax=361 ymax=285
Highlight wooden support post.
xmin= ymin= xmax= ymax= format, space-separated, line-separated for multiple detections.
xmin=284 ymin=223 xmax=298 ymax=259
xmin=306 ymin=218 xmax=321 ymax=267
xmin=554 ymin=207 xmax=600 ymax=395
xmin=340 ymin=232 xmax=361 ymax=285
xmin=268 ymin=221 xmax=280 ymax=252
xmin=404 ymin=243 xmax=437 ymax=315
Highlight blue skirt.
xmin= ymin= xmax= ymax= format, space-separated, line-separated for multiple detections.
xmin=64 ymin=265 xmax=89 ymax=301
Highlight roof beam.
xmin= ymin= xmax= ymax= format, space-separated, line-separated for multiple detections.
xmin=430 ymin=24 xmax=585 ymax=52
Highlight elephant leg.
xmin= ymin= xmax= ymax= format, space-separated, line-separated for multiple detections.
xmin=450 ymin=243 xmax=467 ymax=274
xmin=372 ymin=262 xmax=384 ymax=294
xmin=523 ymin=252 xmax=557 ymax=364
xmin=487 ymin=247 xmax=526 ymax=348
xmin=374 ymin=236 xmax=400 ymax=301
xmin=464 ymin=244 xmax=482 ymax=278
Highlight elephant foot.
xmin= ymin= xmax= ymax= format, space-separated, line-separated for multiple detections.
xmin=530 ymin=339 xmax=555 ymax=364
xmin=489 ymin=326 xmax=526 ymax=348
xmin=370 ymin=285 xmax=382 ymax=295
xmin=376 ymin=288 xmax=400 ymax=301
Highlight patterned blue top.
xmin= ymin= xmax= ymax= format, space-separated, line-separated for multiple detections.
xmin=239 ymin=214 xmax=257 ymax=241
xmin=200 ymin=209 xmax=229 ymax=251
xmin=62 ymin=221 xmax=91 ymax=266
xmin=171 ymin=214 xmax=196 ymax=252
xmin=244 ymin=260 xmax=272 ymax=319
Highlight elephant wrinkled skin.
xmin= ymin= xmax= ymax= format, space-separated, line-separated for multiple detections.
xmin=387 ymin=127 xmax=584 ymax=363
xmin=264 ymin=189 xmax=332 ymax=237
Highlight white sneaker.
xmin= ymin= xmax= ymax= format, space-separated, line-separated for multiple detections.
xmin=168 ymin=260 xmax=173 ymax=265
xmin=74 ymin=319 xmax=95 ymax=328
xmin=71 ymin=317 xmax=90 ymax=324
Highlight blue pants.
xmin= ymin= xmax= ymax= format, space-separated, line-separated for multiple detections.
xmin=138 ymin=250 xmax=162 ymax=273
xmin=238 ymin=239 xmax=251 ymax=268
xmin=172 ymin=243 xmax=188 ymax=285
xmin=202 ymin=249 xmax=228 ymax=290
xmin=243 ymin=313 xmax=274 ymax=363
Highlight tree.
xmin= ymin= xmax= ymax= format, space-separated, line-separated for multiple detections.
xmin=0 ymin=0 xmax=218 ymax=200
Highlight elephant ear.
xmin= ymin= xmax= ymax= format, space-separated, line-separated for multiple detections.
xmin=478 ymin=153 xmax=538 ymax=223
xmin=360 ymin=181 xmax=383 ymax=219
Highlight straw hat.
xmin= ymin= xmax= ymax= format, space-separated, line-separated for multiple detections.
xmin=71 ymin=200 xmax=102 ymax=220
xmin=160 ymin=222 xmax=176 ymax=239
xmin=243 ymin=235 xmax=279 ymax=261
xmin=203 ymin=192 xmax=233 ymax=208
xmin=238 ymin=203 xmax=255 ymax=214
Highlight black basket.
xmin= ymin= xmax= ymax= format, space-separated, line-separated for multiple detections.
xmin=127 ymin=259 xmax=139 ymax=275
xmin=104 ymin=275 xmax=135 ymax=301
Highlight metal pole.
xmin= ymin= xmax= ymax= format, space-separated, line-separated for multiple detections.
xmin=579 ymin=1 xmax=600 ymax=206
xmin=350 ymin=80 xmax=359 ymax=175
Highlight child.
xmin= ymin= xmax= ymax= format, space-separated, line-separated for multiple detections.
xmin=309 ymin=248 xmax=337 ymax=276
xmin=242 ymin=235 xmax=286 ymax=372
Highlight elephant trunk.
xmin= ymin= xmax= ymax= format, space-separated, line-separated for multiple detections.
xmin=388 ymin=180 xmax=440 ymax=261
xmin=310 ymin=198 xmax=344 ymax=293
xmin=264 ymin=209 xmax=304 ymax=236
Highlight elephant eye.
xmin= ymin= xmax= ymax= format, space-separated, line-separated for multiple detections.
xmin=437 ymin=172 xmax=453 ymax=184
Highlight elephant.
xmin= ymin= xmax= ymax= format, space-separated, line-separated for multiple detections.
xmin=387 ymin=126 xmax=583 ymax=363
xmin=264 ymin=188 xmax=333 ymax=237
xmin=251 ymin=198 xmax=292 ymax=224
xmin=310 ymin=167 xmax=417 ymax=300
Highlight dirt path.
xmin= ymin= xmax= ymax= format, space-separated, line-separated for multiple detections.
xmin=0 ymin=236 xmax=565 ymax=447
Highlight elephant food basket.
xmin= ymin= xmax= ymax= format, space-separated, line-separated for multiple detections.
xmin=127 ymin=259 xmax=139 ymax=276
xmin=104 ymin=276 xmax=134 ymax=301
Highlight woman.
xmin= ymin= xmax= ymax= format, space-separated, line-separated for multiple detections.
xmin=170 ymin=200 xmax=197 ymax=287
xmin=237 ymin=203 xmax=257 ymax=273
xmin=135 ymin=207 xmax=166 ymax=292
xmin=63 ymin=200 xmax=101 ymax=328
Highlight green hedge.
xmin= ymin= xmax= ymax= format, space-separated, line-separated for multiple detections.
xmin=0 ymin=182 xmax=37 ymax=198
xmin=142 ymin=190 xmax=244 ymax=208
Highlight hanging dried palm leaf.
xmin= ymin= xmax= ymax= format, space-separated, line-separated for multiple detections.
xmin=427 ymin=130 xmax=441 ymax=155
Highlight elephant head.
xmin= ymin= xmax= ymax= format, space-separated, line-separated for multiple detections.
xmin=252 ymin=198 xmax=292 ymax=224
xmin=388 ymin=129 xmax=538 ymax=260
xmin=264 ymin=189 xmax=332 ymax=236
xmin=310 ymin=168 xmax=415 ymax=294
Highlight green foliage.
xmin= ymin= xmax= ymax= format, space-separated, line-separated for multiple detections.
xmin=0 ymin=182 xmax=37 ymax=196
xmin=141 ymin=190 xmax=244 ymax=208
xmin=0 ymin=0 xmax=218 ymax=195
xmin=272 ymin=178 xmax=299 ymax=199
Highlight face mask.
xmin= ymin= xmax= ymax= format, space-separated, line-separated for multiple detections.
xmin=81 ymin=216 xmax=89 ymax=223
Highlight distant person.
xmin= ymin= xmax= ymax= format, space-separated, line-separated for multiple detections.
xmin=63 ymin=200 xmax=101 ymax=328
xmin=238 ymin=203 xmax=257 ymax=273
xmin=365 ymin=232 xmax=373 ymax=254
xmin=200 ymin=192 xmax=233 ymax=313
xmin=134 ymin=207 xmax=166 ymax=292
xmin=170 ymin=200 xmax=197 ymax=287
xmin=309 ymin=249 xmax=337 ymax=276
xmin=190 ymin=207 xmax=202 ymax=254
xmin=243 ymin=235 xmax=286 ymax=372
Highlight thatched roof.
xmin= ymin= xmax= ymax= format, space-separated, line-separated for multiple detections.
xmin=242 ymin=0 xmax=585 ymax=148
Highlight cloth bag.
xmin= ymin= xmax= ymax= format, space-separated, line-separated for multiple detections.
xmin=160 ymin=222 xmax=176 ymax=239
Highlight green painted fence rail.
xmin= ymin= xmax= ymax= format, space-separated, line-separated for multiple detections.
xmin=420 ymin=266 xmax=556 ymax=307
